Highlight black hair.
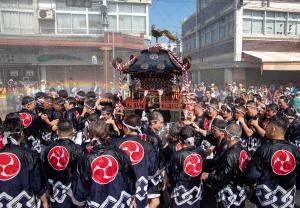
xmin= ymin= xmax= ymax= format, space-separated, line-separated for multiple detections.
xmin=234 ymin=97 xmax=245 ymax=106
xmin=149 ymin=111 xmax=163 ymax=123
xmin=267 ymin=116 xmax=289 ymax=135
xmin=179 ymin=126 xmax=195 ymax=143
xmin=57 ymin=119 xmax=74 ymax=133
xmin=85 ymin=99 xmax=96 ymax=110
xmin=21 ymin=96 xmax=35 ymax=106
xmin=224 ymin=96 xmax=234 ymax=105
xmin=123 ymin=114 xmax=141 ymax=130
xmin=35 ymin=92 xmax=47 ymax=100
xmin=212 ymin=118 xmax=227 ymax=130
xmin=86 ymin=91 xmax=96 ymax=99
xmin=3 ymin=113 xmax=24 ymax=142
xmin=65 ymin=97 xmax=77 ymax=106
xmin=279 ymin=95 xmax=289 ymax=103
xmin=169 ymin=121 xmax=184 ymax=137
xmin=102 ymin=106 xmax=113 ymax=115
xmin=58 ymin=90 xmax=68 ymax=99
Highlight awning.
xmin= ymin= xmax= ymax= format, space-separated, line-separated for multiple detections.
xmin=243 ymin=51 xmax=300 ymax=71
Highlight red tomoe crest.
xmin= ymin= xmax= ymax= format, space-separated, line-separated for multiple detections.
xmin=271 ymin=150 xmax=296 ymax=175
xmin=239 ymin=150 xmax=248 ymax=172
xmin=140 ymin=134 xmax=147 ymax=142
xmin=0 ymin=152 xmax=21 ymax=181
xmin=47 ymin=146 xmax=69 ymax=171
xmin=19 ymin=113 xmax=32 ymax=128
xmin=91 ymin=155 xmax=119 ymax=185
xmin=184 ymin=154 xmax=203 ymax=177
xmin=175 ymin=143 xmax=183 ymax=151
xmin=119 ymin=141 xmax=144 ymax=165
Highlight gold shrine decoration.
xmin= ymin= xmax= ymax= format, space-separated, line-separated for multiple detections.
xmin=151 ymin=25 xmax=179 ymax=43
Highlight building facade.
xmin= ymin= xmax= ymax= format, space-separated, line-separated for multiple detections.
xmin=182 ymin=0 xmax=300 ymax=86
xmin=0 ymin=0 xmax=151 ymax=92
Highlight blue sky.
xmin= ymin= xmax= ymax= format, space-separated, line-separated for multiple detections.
xmin=149 ymin=0 xmax=196 ymax=43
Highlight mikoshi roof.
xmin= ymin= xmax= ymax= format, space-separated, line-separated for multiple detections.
xmin=112 ymin=44 xmax=191 ymax=75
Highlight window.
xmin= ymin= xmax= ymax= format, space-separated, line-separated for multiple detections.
xmin=266 ymin=20 xmax=275 ymax=34
xmin=132 ymin=16 xmax=145 ymax=34
xmin=211 ymin=22 xmax=219 ymax=42
xmin=132 ymin=4 xmax=146 ymax=13
xmin=243 ymin=19 xmax=252 ymax=33
xmin=57 ymin=13 xmax=71 ymax=33
xmin=275 ymin=21 xmax=285 ymax=35
xmin=119 ymin=4 xmax=132 ymax=13
xmin=288 ymin=13 xmax=300 ymax=36
xmin=266 ymin=11 xmax=286 ymax=35
xmin=56 ymin=1 xmax=85 ymax=11
xmin=119 ymin=15 xmax=132 ymax=33
xmin=2 ymin=11 xmax=19 ymax=33
xmin=243 ymin=10 xmax=263 ymax=34
xmin=0 ymin=0 xmax=34 ymax=33
xmin=243 ymin=10 xmax=300 ymax=36
xmin=108 ymin=3 xmax=117 ymax=12
xmin=20 ymin=12 xmax=34 ymax=33
xmin=89 ymin=14 xmax=102 ymax=34
xmin=72 ymin=14 xmax=86 ymax=34
xmin=252 ymin=20 xmax=263 ymax=34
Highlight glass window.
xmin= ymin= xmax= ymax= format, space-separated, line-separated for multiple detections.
xmin=205 ymin=28 xmax=211 ymax=44
xmin=219 ymin=24 xmax=226 ymax=39
xmin=2 ymin=11 xmax=19 ymax=33
xmin=132 ymin=4 xmax=146 ymax=13
xmin=243 ymin=19 xmax=252 ymax=33
xmin=211 ymin=22 xmax=219 ymax=42
xmin=89 ymin=4 xmax=101 ymax=12
xmin=1 ymin=0 xmax=18 ymax=9
xmin=266 ymin=20 xmax=275 ymax=34
xmin=108 ymin=15 xmax=117 ymax=31
xmin=287 ymin=22 xmax=297 ymax=35
xmin=297 ymin=23 xmax=300 ymax=36
xmin=18 ymin=0 xmax=33 ymax=10
xmin=275 ymin=21 xmax=285 ymax=35
xmin=119 ymin=4 xmax=132 ymax=13
xmin=252 ymin=20 xmax=263 ymax=34
xmin=200 ymin=31 xmax=205 ymax=46
xmin=267 ymin=11 xmax=275 ymax=18
xmin=289 ymin=13 xmax=299 ymax=20
xmin=132 ymin=16 xmax=145 ymax=34
xmin=20 ymin=12 xmax=34 ymax=33
xmin=56 ymin=1 xmax=85 ymax=11
xmin=276 ymin=12 xmax=286 ymax=20
xmin=57 ymin=13 xmax=71 ymax=33
xmin=252 ymin=11 xmax=263 ymax=18
xmin=243 ymin=10 xmax=252 ymax=18
xmin=108 ymin=3 xmax=117 ymax=12
xmin=119 ymin=15 xmax=132 ymax=33
xmin=89 ymin=14 xmax=102 ymax=34
xmin=72 ymin=14 xmax=86 ymax=34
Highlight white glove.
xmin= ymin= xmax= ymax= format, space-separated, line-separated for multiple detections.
xmin=144 ymin=90 xmax=148 ymax=97
xmin=158 ymin=89 xmax=164 ymax=96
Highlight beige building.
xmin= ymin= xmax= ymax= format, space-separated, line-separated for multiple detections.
xmin=0 ymin=0 xmax=151 ymax=91
xmin=182 ymin=0 xmax=300 ymax=86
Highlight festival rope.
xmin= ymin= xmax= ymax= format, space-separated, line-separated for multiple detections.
xmin=113 ymin=56 xmax=137 ymax=116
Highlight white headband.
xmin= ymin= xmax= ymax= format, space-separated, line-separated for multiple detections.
xmin=122 ymin=121 xmax=142 ymax=135
xmin=184 ymin=137 xmax=195 ymax=145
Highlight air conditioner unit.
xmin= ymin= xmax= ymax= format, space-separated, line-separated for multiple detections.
xmin=38 ymin=10 xmax=54 ymax=20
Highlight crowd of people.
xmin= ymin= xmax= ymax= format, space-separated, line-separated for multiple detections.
xmin=0 ymin=82 xmax=300 ymax=208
